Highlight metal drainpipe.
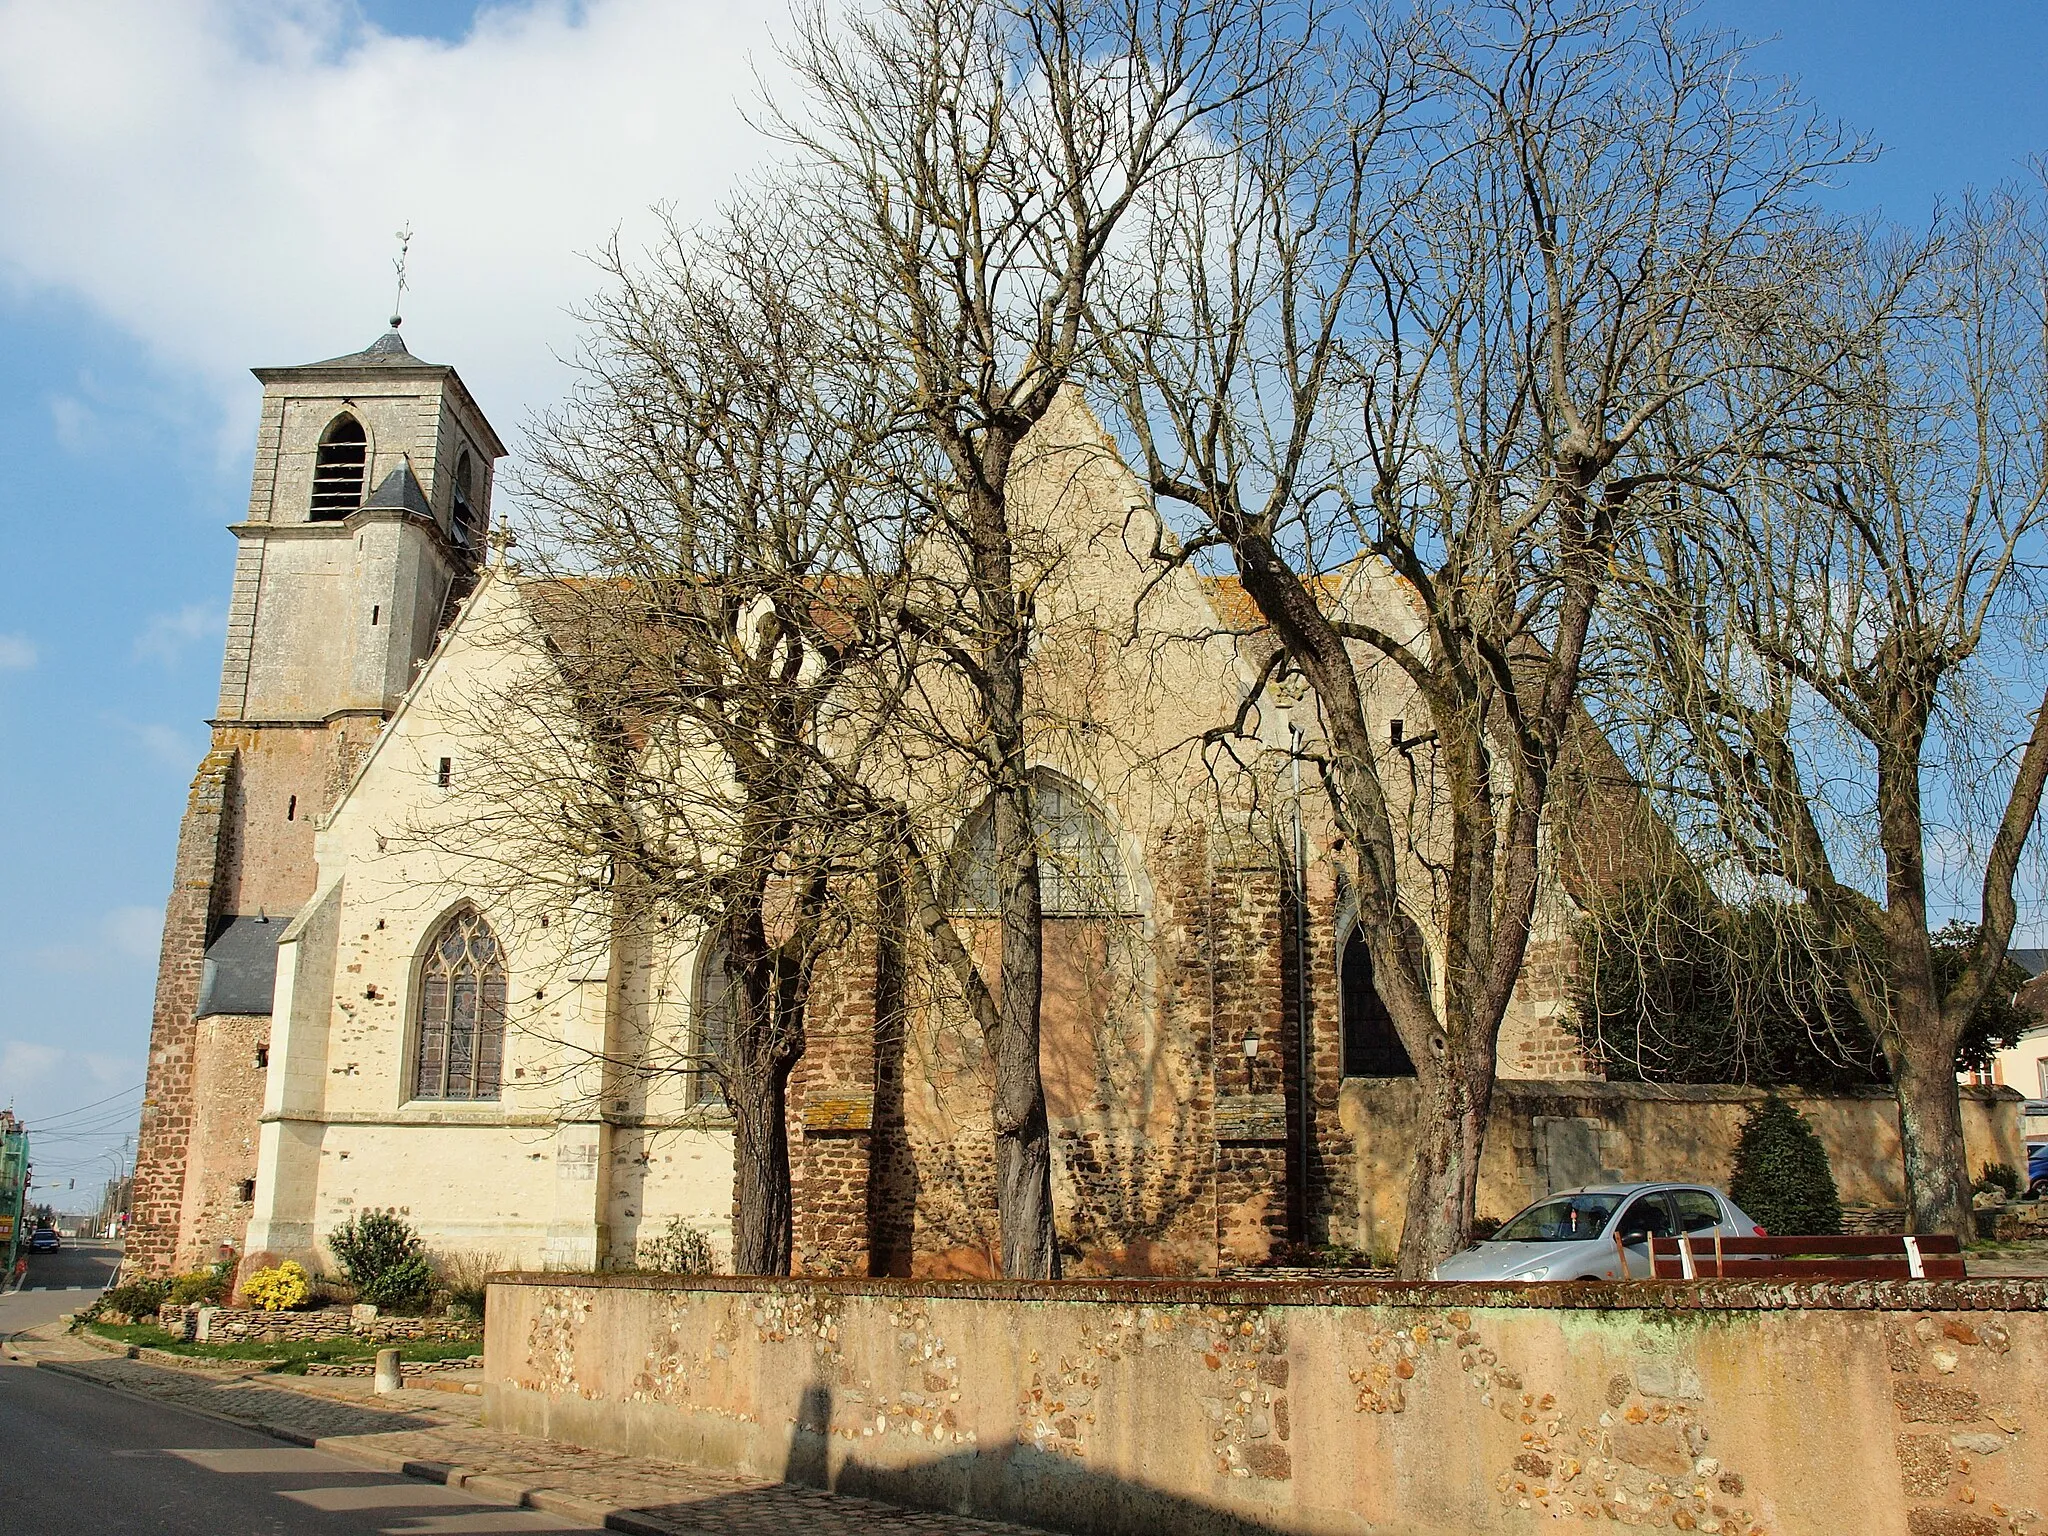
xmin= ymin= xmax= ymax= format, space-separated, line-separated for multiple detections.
xmin=1291 ymin=726 xmax=1312 ymax=1246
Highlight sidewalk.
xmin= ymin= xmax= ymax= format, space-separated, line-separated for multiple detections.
xmin=5 ymin=1321 xmax=1048 ymax=1536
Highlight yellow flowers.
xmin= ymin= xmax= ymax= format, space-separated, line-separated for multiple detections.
xmin=243 ymin=1259 xmax=312 ymax=1312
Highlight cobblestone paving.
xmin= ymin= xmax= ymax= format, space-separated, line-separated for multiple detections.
xmin=14 ymin=1336 xmax=1048 ymax=1536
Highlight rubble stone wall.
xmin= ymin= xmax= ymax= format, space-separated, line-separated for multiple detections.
xmin=485 ymin=1272 xmax=2048 ymax=1536
xmin=1335 ymin=1079 xmax=2028 ymax=1261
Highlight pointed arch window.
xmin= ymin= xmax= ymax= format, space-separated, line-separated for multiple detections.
xmin=413 ymin=907 xmax=507 ymax=1100
xmin=950 ymin=772 xmax=1131 ymax=916
xmin=1340 ymin=921 xmax=1421 ymax=1077
xmin=451 ymin=450 xmax=483 ymax=550
xmin=689 ymin=941 xmax=731 ymax=1108
xmin=311 ymin=415 xmax=368 ymax=519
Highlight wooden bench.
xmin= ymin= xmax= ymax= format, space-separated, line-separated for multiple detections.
xmin=1636 ymin=1232 xmax=1965 ymax=1280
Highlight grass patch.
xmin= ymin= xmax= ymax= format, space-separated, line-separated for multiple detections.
xmin=84 ymin=1321 xmax=480 ymax=1374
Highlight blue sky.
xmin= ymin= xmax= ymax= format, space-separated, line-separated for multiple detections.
xmin=0 ymin=0 xmax=2044 ymax=1202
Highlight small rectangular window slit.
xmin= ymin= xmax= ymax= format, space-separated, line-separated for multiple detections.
xmin=437 ymin=757 xmax=452 ymax=788
xmin=287 ymin=794 xmax=296 ymax=821
xmin=371 ymin=604 xmax=379 ymax=626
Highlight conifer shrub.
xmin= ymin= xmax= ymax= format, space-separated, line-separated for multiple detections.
xmin=242 ymin=1260 xmax=312 ymax=1312
xmin=328 ymin=1210 xmax=434 ymax=1313
xmin=1728 ymin=1096 xmax=1842 ymax=1236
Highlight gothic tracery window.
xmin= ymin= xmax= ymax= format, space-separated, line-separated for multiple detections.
xmin=950 ymin=772 xmax=1131 ymax=916
xmin=689 ymin=942 xmax=731 ymax=1108
xmin=413 ymin=907 xmax=506 ymax=1101
xmin=311 ymin=414 xmax=369 ymax=519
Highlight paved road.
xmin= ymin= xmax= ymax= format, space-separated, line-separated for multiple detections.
xmin=0 ymin=1356 xmax=593 ymax=1534
xmin=0 ymin=1237 xmax=120 ymax=1335
xmin=14 ymin=1235 xmax=123 ymax=1291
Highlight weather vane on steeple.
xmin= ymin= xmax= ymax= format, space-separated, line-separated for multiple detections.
xmin=390 ymin=224 xmax=413 ymax=331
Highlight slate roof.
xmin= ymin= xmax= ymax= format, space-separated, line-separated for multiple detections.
xmin=196 ymin=914 xmax=290 ymax=1017
xmin=363 ymin=460 xmax=434 ymax=517
xmin=304 ymin=327 xmax=440 ymax=369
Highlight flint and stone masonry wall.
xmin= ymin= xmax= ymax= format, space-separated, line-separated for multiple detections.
xmin=486 ymin=1272 xmax=2048 ymax=1536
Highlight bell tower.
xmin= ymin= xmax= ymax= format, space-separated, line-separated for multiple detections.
xmin=126 ymin=325 xmax=506 ymax=1276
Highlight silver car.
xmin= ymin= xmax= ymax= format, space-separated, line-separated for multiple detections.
xmin=1431 ymin=1182 xmax=1765 ymax=1282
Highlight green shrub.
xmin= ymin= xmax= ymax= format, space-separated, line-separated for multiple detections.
xmin=360 ymin=1255 xmax=435 ymax=1313
xmin=1729 ymin=1096 xmax=1842 ymax=1236
xmin=329 ymin=1209 xmax=433 ymax=1311
xmin=96 ymin=1277 xmax=172 ymax=1320
xmin=329 ymin=1209 xmax=421 ymax=1288
xmin=1978 ymin=1161 xmax=2021 ymax=1199
xmin=636 ymin=1218 xmax=716 ymax=1275
xmin=168 ymin=1258 xmax=232 ymax=1306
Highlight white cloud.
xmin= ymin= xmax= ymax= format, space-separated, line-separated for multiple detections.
xmin=33 ymin=904 xmax=165 ymax=973
xmin=102 ymin=905 xmax=164 ymax=963
xmin=106 ymin=717 xmax=203 ymax=773
xmin=0 ymin=0 xmax=789 ymax=441
xmin=48 ymin=392 xmax=94 ymax=454
xmin=133 ymin=603 xmax=224 ymax=666
xmin=0 ymin=633 xmax=33 ymax=670
xmin=0 ymin=1039 xmax=63 ymax=1091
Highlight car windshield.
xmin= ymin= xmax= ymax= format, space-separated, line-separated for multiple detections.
xmin=1493 ymin=1193 xmax=1625 ymax=1243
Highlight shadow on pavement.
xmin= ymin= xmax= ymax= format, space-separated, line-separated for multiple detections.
xmin=55 ymin=1359 xmax=443 ymax=1437
xmin=613 ymin=1378 xmax=1283 ymax=1536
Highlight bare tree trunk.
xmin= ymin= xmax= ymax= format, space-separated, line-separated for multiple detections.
xmin=729 ymin=1058 xmax=796 ymax=1275
xmin=981 ymin=483 xmax=1060 ymax=1279
xmin=1886 ymin=1023 xmax=1972 ymax=1241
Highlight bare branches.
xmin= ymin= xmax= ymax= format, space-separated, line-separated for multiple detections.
xmin=1093 ymin=0 xmax=1859 ymax=1272
xmin=1607 ymin=186 xmax=2048 ymax=1237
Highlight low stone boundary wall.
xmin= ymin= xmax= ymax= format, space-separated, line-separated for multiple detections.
xmin=302 ymin=1354 xmax=483 ymax=1377
xmin=156 ymin=1303 xmax=480 ymax=1345
xmin=485 ymin=1273 xmax=2046 ymax=1536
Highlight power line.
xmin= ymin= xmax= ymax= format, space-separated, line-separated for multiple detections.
xmin=22 ymin=1083 xmax=144 ymax=1128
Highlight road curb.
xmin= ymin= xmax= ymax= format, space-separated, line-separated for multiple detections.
xmin=28 ymin=1355 xmax=665 ymax=1532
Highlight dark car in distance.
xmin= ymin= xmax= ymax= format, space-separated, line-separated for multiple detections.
xmin=26 ymin=1228 xmax=60 ymax=1252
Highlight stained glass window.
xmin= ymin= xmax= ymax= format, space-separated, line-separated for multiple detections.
xmin=413 ymin=907 xmax=506 ymax=1101
xmin=690 ymin=943 xmax=730 ymax=1108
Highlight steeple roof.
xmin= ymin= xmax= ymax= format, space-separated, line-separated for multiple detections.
xmin=363 ymin=459 xmax=435 ymax=516
xmin=299 ymin=326 xmax=440 ymax=370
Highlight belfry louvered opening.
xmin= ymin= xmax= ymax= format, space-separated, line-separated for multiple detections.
xmin=413 ymin=906 xmax=507 ymax=1100
xmin=310 ymin=415 xmax=368 ymax=519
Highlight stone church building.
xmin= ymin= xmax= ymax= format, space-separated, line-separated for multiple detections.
xmin=127 ymin=329 xmax=2019 ymax=1285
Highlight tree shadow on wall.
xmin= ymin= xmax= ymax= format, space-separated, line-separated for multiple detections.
xmin=615 ymin=1378 xmax=1286 ymax=1536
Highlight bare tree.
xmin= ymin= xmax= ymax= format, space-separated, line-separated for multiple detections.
xmin=434 ymin=202 xmax=909 ymax=1276
xmin=1093 ymin=0 xmax=1859 ymax=1272
xmin=766 ymin=0 xmax=1287 ymax=1276
xmin=1617 ymin=193 xmax=2048 ymax=1239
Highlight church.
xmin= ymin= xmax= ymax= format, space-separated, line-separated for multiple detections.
xmin=126 ymin=327 xmax=2010 ymax=1285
